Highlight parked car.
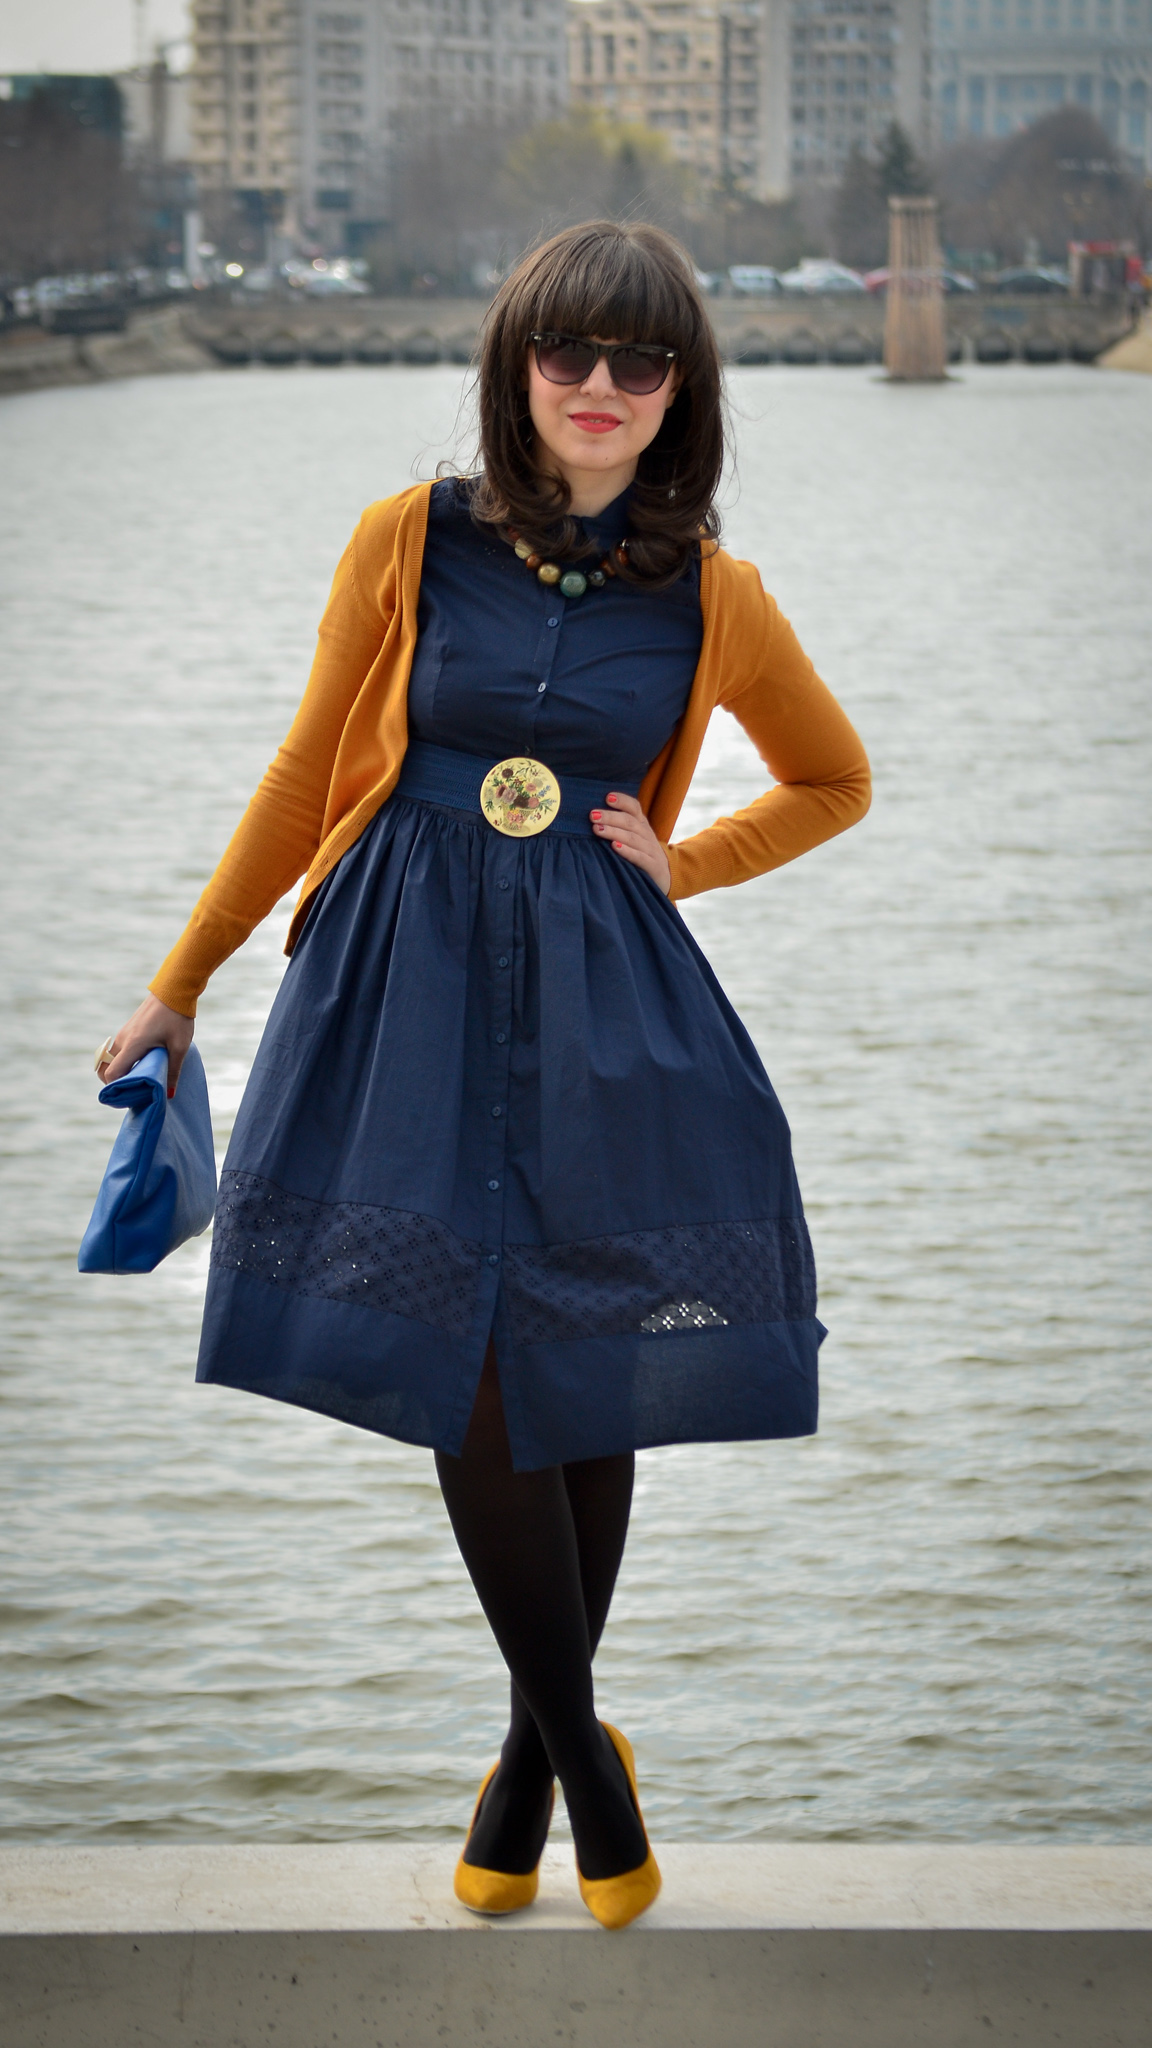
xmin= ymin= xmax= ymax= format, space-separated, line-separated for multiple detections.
xmin=29 ymin=270 xmax=129 ymax=332
xmin=779 ymin=258 xmax=865 ymax=294
xmin=863 ymin=266 xmax=977 ymax=294
xmin=304 ymin=272 xmax=369 ymax=296
xmin=728 ymin=265 xmax=781 ymax=295
xmin=284 ymin=258 xmax=370 ymax=296
xmin=987 ymin=267 xmax=1069 ymax=294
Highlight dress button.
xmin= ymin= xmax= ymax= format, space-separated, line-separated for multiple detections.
xmin=495 ymin=1031 xmax=507 ymax=1045
xmin=537 ymin=682 xmax=547 ymax=693
xmin=491 ymin=1105 xmax=503 ymax=1117
xmin=486 ymin=1252 xmax=499 ymax=1266
xmin=487 ymin=1178 xmax=500 ymax=1191
xmin=547 ymin=617 xmax=559 ymax=628
xmin=498 ymin=879 xmax=510 ymax=891
xmin=497 ymin=954 xmax=509 ymax=968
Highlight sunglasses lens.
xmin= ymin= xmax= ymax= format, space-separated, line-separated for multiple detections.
xmin=534 ymin=335 xmax=672 ymax=393
xmin=610 ymin=347 xmax=670 ymax=395
xmin=536 ymin=335 xmax=597 ymax=384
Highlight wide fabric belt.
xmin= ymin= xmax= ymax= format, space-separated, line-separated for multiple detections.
xmin=393 ymin=739 xmax=640 ymax=840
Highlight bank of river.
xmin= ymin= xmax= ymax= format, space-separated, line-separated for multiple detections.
xmin=1 ymin=365 xmax=1149 ymax=1846
xmin=1 ymin=292 xmax=1138 ymax=398
xmin=0 ymin=306 xmax=214 ymax=398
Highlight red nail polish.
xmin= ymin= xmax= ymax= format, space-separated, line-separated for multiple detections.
xmin=591 ymin=811 xmax=601 ymax=820
xmin=167 ymin=1089 xmax=175 ymax=1099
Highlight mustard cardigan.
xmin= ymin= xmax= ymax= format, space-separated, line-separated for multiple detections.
xmin=150 ymin=482 xmax=871 ymax=1017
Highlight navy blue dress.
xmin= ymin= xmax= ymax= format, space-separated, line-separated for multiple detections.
xmin=199 ymin=481 xmax=823 ymax=1470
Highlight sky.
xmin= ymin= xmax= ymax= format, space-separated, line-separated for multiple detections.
xmin=0 ymin=0 xmax=192 ymax=76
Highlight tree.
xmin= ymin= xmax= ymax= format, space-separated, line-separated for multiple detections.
xmin=877 ymin=121 xmax=929 ymax=199
xmin=831 ymin=144 xmax=885 ymax=269
xmin=831 ymin=124 xmax=931 ymax=269
xmin=378 ymin=106 xmax=832 ymax=292
xmin=685 ymin=186 xmax=804 ymax=274
xmin=930 ymin=137 xmax=1000 ymax=262
xmin=935 ymin=106 xmax=1151 ymax=263
xmin=499 ymin=110 xmax=689 ymax=239
xmin=374 ymin=109 xmax=692 ymax=289
xmin=374 ymin=119 xmax=519 ymax=288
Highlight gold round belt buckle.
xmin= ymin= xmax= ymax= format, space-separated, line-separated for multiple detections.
xmin=480 ymin=756 xmax=561 ymax=838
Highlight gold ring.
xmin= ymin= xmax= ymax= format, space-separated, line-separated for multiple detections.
xmin=94 ymin=1036 xmax=116 ymax=1073
xmin=480 ymin=756 xmax=561 ymax=838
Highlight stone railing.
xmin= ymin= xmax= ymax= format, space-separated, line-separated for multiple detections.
xmin=0 ymin=292 xmax=1136 ymax=398
xmin=2 ymin=1842 xmax=1149 ymax=2046
xmin=182 ymin=291 xmax=1133 ymax=370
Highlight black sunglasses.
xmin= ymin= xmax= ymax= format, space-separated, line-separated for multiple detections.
xmin=530 ymin=331 xmax=677 ymax=397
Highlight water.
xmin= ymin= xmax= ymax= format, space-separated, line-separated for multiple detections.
xmin=1 ymin=363 xmax=1150 ymax=1848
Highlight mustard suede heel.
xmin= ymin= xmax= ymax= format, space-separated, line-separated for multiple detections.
xmin=453 ymin=1763 xmax=554 ymax=1915
xmin=576 ymin=1723 xmax=662 ymax=1931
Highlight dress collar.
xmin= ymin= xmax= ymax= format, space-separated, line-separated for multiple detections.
xmin=577 ymin=487 xmax=631 ymax=551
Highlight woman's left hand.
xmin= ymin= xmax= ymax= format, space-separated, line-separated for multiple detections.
xmin=590 ymin=793 xmax=671 ymax=896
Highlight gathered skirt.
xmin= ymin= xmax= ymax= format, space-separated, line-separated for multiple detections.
xmin=198 ymin=790 xmax=824 ymax=1470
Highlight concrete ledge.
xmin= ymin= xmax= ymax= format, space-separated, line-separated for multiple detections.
xmin=0 ymin=309 xmax=214 ymax=397
xmin=2 ymin=1844 xmax=1150 ymax=2047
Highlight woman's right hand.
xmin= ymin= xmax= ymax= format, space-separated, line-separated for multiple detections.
xmin=97 ymin=993 xmax=195 ymax=1097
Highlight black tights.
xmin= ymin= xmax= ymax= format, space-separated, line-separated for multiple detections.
xmin=435 ymin=1342 xmax=647 ymax=1880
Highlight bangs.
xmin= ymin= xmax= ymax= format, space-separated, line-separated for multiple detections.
xmin=526 ymin=226 xmax=701 ymax=351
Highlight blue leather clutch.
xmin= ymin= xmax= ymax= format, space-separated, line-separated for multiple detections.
xmin=78 ymin=1043 xmax=217 ymax=1274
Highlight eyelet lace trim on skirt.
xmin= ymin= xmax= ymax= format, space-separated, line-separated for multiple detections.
xmin=212 ymin=1171 xmax=816 ymax=1346
xmin=502 ymin=1217 xmax=816 ymax=1344
xmin=211 ymin=1171 xmax=481 ymax=1336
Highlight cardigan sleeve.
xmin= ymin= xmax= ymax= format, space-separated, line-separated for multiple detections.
xmin=663 ymin=573 xmax=870 ymax=902
xmin=148 ymin=514 xmax=389 ymax=1016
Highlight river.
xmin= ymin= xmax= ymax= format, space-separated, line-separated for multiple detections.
xmin=1 ymin=362 xmax=1149 ymax=1846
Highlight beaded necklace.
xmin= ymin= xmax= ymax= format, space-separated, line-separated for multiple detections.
xmin=506 ymin=527 xmax=629 ymax=600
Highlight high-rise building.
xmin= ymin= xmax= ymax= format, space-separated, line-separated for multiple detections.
xmin=567 ymin=0 xmax=763 ymax=188
xmin=189 ymin=1 xmax=309 ymax=216
xmin=759 ymin=0 xmax=930 ymax=196
xmin=931 ymin=0 xmax=1152 ymax=169
xmin=1 ymin=73 xmax=126 ymax=136
xmin=189 ymin=0 xmax=569 ymax=246
xmin=389 ymin=0 xmax=568 ymax=138
xmin=567 ymin=0 xmax=930 ymax=201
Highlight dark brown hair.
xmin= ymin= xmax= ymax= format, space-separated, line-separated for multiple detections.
xmin=468 ymin=221 xmax=725 ymax=588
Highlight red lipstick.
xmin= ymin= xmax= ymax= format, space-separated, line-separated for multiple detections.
xmin=568 ymin=412 xmax=622 ymax=434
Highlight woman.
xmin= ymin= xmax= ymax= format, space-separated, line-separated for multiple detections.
xmin=97 ymin=222 xmax=870 ymax=1929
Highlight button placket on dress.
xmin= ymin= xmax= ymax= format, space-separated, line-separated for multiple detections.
xmin=474 ymin=593 xmax=566 ymax=1338
xmin=476 ymin=839 xmax=519 ymax=1324
xmin=526 ymin=597 xmax=565 ymax=722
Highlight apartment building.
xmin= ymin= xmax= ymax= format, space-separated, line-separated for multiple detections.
xmin=931 ymin=0 xmax=1152 ymax=167
xmin=567 ymin=0 xmax=763 ymax=186
xmin=190 ymin=0 xmax=568 ymax=244
xmin=189 ymin=1 xmax=301 ymax=201
xmin=387 ymin=0 xmax=568 ymax=139
xmin=760 ymin=0 xmax=931 ymax=195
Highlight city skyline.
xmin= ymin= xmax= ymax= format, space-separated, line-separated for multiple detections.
xmin=2 ymin=0 xmax=1148 ymax=245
